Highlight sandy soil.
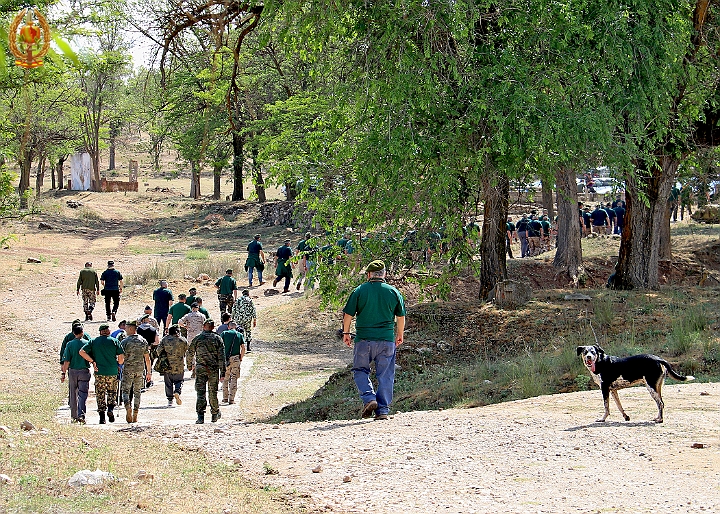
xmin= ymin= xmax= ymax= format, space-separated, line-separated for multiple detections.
xmin=1 ymin=190 xmax=720 ymax=513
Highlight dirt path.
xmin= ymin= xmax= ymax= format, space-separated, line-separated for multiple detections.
xmin=2 ymin=243 xmax=720 ymax=513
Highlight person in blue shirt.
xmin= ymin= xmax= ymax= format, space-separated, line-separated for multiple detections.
xmin=100 ymin=260 xmax=123 ymax=322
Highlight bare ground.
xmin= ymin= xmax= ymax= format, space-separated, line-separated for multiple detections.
xmin=1 ymin=190 xmax=720 ymax=513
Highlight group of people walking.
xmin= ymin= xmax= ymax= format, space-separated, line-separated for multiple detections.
xmin=65 ymin=268 xmax=259 ymax=425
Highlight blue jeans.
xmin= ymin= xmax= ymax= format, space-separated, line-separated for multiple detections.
xmin=352 ymin=339 xmax=396 ymax=415
xmin=248 ymin=267 xmax=263 ymax=285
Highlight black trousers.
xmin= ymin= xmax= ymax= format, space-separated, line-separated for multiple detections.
xmin=104 ymin=290 xmax=120 ymax=317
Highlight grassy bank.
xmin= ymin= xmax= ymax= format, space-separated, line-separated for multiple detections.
xmin=271 ymin=286 xmax=720 ymax=423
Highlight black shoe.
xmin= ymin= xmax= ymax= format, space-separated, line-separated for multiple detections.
xmin=211 ymin=411 xmax=221 ymax=422
xmin=111 ymin=312 xmax=116 ymax=321
xmin=77 ymin=416 xmax=86 ymax=424
xmin=272 ymin=278 xmax=278 ymax=287
xmin=146 ymin=380 xmax=153 ymax=388
xmin=88 ymin=313 xmax=93 ymax=320
xmin=85 ymin=313 xmax=90 ymax=321
xmin=98 ymin=411 xmax=106 ymax=424
xmin=196 ymin=414 xmax=205 ymax=424
xmin=107 ymin=410 xmax=115 ymax=423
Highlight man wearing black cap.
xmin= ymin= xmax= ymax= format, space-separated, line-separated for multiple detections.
xmin=187 ymin=319 xmax=226 ymax=423
xmin=245 ymin=234 xmax=266 ymax=287
xmin=61 ymin=324 xmax=92 ymax=424
xmin=76 ymin=262 xmax=100 ymax=321
xmin=79 ymin=323 xmax=124 ymax=424
xmin=215 ymin=269 xmax=238 ymax=318
xmin=273 ymin=239 xmax=294 ymax=293
xmin=342 ymin=260 xmax=406 ymax=421
xmin=100 ymin=260 xmax=123 ymax=321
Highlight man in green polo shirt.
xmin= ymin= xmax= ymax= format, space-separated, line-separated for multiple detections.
xmin=215 ymin=269 xmax=238 ymax=319
xmin=79 ymin=323 xmax=125 ymax=424
xmin=166 ymin=294 xmax=191 ymax=336
xmin=342 ymin=260 xmax=405 ymax=421
xmin=61 ymin=325 xmax=92 ymax=424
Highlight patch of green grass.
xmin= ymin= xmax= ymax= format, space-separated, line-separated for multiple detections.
xmin=593 ymin=295 xmax=615 ymax=328
xmin=186 ymin=249 xmax=210 ymax=260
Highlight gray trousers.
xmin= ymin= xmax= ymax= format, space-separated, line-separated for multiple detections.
xmin=68 ymin=368 xmax=91 ymax=420
xmin=164 ymin=372 xmax=184 ymax=401
xmin=518 ymin=231 xmax=529 ymax=258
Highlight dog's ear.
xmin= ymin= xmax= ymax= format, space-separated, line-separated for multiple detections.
xmin=594 ymin=345 xmax=606 ymax=355
xmin=576 ymin=346 xmax=584 ymax=356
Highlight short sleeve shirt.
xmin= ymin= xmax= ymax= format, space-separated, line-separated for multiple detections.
xmin=247 ymin=240 xmax=263 ymax=255
xmin=215 ymin=275 xmax=238 ymax=295
xmin=62 ymin=338 xmax=91 ymax=370
xmin=168 ymin=302 xmax=191 ymax=324
xmin=153 ymin=287 xmax=174 ymax=314
xmin=343 ymin=280 xmax=406 ymax=342
xmin=81 ymin=336 xmax=124 ymax=376
xmin=100 ymin=269 xmax=123 ymax=290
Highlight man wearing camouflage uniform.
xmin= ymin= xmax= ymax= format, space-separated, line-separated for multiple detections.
xmin=119 ymin=320 xmax=151 ymax=423
xmin=179 ymin=303 xmax=206 ymax=378
xmin=76 ymin=262 xmax=100 ymax=321
xmin=79 ymin=323 xmax=124 ymax=424
xmin=158 ymin=325 xmax=188 ymax=407
xmin=232 ymin=290 xmax=257 ymax=352
xmin=187 ymin=319 xmax=226 ymax=424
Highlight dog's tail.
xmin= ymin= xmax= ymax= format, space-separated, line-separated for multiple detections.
xmin=659 ymin=359 xmax=695 ymax=381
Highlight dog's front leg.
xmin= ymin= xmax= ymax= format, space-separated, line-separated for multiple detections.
xmin=597 ymin=386 xmax=611 ymax=422
xmin=611 ymin=390 xmax=630 ymax=421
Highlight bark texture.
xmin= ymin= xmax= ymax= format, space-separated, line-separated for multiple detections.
xmin=553 ymin=166 xmax=583 ymax=284
xmin=232 ymin=131 xmax=244 ymax=201
xmin=614 ymin=156 xmax=678 ymax=290
xmin=190 ymin=160 xmax=201 ymax=199
xmin=479 ymin=171 xmax=509 ymax=301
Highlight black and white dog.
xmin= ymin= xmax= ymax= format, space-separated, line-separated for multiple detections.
xmin=576 ymin=345 xmax=694 ymax=423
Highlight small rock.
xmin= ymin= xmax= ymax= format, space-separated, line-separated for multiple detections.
xmin=691 ymin=443 xmax=705 ymax=449
xmin=136 ymin=470 xmax=154 ymax=482
xmin=272 ymin=425 xmax=280 ymax=429
xmin=256 ymin=439 xmax=262 ymax=444
xmin=700 ymin=391 xmax=710 ymax=396
xmin=233 ymin=458 xmax=242 ymax=465
xmin=343 ymin=475 xmax=352 ymax=483
xmin=197 ymin=273 xmax=210 ymax=281
xmin=26 ymin=257 xmax=42 ymax=263
xmin=20 ymin=420 xmax=35 ymax=431
xmin=312 ymin=465 xmax=323 ymax=473
xmin=66 ymin=200 xmax=83 ymax=208
xmin=264 ymin=289 xmax=280 ymax=297
xmin=37 ymin=222 xmax=53 ymax=230
xmin=173 ymin=433 xmax=180 ymax=438
xmin=214 ymin=428 xmax=225 ymax=434
xmin=81 ymin=438 xmax=91 ymax=446
xmin=0 ymin=474 xmax=13 ymax=485
xmin=0 ymin=426 xmax=11 ymax=436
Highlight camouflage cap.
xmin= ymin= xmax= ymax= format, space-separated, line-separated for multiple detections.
xmin=365 ymin=260 xmax=385 ymax=273
xmin=191 ymin=302 xmax=199 ymax=308
xmin=140 ymin=314 xmax=150 ymax=320
xmin=71 ymin=319 xmax=83 ymax=326
xmin=203 ymin=318 xmax=215 ymax=325
xmin=125 ymin=320 xmax=137 ymax=327
xmin=99 ymin=323 xmax=110 ymax=331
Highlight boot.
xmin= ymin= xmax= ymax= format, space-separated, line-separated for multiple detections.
xmin=196 ymin=413 xmax=205 ymax=424
xmin=98 ymin=411 xmax=106 ymax=424
xmin=132 ymin=408 xmax=138 ymax=423
xmin=107 ymin=409 xmax=115 ymax=423
xmin=125 ymin=405 xmax=132 ymax=423
xmin=211 ymin=411 xmax=221 ymax=423
xmin=85 ymin=312 xmax=91 ymax=321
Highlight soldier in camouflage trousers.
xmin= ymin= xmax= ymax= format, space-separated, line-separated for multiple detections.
xmin=119 ymin=321 xmax=151 ymax=423
xmin=187 ymin=319 xmax=226 ymax=424
xmin=79 ymin=323 xmax=124 ymax=424
xmin=232 ymin=290 xmax=257 ymax=352
xmin=158 ymin=325 xmax=188 ymax=406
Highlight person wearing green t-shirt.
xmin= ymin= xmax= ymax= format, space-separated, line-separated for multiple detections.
xmin=195 ymin=297 xmax=211 ymax=320
xmin=342 ymin=260 xmax=405 ymax=421
xmin=79 ymin=324 xmax=125 ymax=424
xmin=167 ymin=294 xmax=191 ymax=336
xmin=76 ymin=262 xmax=100 ymax=321
xmin=215 ymin=269 xmax=238 ymax=319
xmin=61 ymin=325 xmax=92 ymax=424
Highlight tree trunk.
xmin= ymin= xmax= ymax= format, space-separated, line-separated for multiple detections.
xmin=18 ymin=147 xmax=33 ymax=209
xmin=478 ymin=170 xmax=509 ymax=301
xmin=541 ymin=178 xmax=555 ymax=220
xmin=553 ymin=165 xmax=583 ymax=283
xmin=213 ymin=163 xmax=222 ymax=200
xmin=190 ymin=160 xmax=201 ymax=199
xmin=57 ymin=155 xmax=66 ymax=190
xmin=232 ymin=131 xmax=244 ymax=201
xmin=108 ymin=120 xmax=119 ymax=170
xmin=285 ymin=181 xmax=298 ymax=201
xmin=251 ymin=147 xmax=266 ymax=203
xmin=614 ymin=155 xmax=678 ymax=290
xmin=658 ymin=200 xmax=672 ymax=260
xmin=35 ymin=154 xmax=46 ymax=195
xmin=50 ymin=161 xmax=56 ymax=190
